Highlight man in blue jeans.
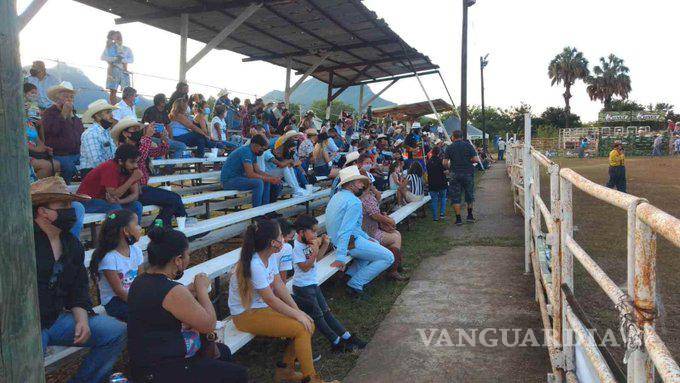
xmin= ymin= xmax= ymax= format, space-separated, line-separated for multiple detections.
xmin=444 ymin=130 xmax=480 ymax=226
xmin=327 ymin=166 xmax=394 ymax=299
xmin=77 ymin=144 xmax=143 ymax=223
xmin=220 ymin=134 xmax=281 ymax=207
xmin=31 ymin=176 xmax=126 ymax=383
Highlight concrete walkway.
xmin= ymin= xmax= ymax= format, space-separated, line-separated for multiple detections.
xmin=344 ymin=163 xmax=550 ymax=383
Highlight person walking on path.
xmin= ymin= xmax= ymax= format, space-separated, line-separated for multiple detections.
xmin=444 ymin=130 xmax=480 ymax=226
xmin=606 ymin=141 xmax=627 ymax=193
xmin=497 ymin=138 xmax=506 ymax=161
xmin=652 ymin=134 xmax=664 ymax=156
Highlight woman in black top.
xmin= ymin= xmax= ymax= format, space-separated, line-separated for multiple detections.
xmin=427 ymin=146 xmax=448 ymax=221
xmin=127 ymin=227 xmax=248 ymax=383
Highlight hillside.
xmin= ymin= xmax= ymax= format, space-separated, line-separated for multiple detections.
xmin=262 ymin=78 xmax=396 ymax=111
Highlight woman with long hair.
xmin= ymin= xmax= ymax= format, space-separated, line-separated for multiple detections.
xmin=127 ymin=227 xmax=248 ymax=382
xmin=426 ymin=146 xmax=448 ymax=221
xmin=89 ymin=209 xmax=143 ymax=322
xmin=229 ymin=220 xmax=338 ymax=383
xmin=168 ymin=98 xmax=212 ymax=157
xmin=311 ymin=132 xmax=332 ymax=177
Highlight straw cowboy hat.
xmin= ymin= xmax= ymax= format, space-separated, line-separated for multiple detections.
xmin=110 ymin=117 xmax=142 ymax=144
xmin=344 ymin=151 xmax=360 ymax=166
xmin=30 ymin=176 xmax=90 ymax=205
xmin=82 ymin=99 xmax=118 ymax=124
xmin=305 ymin=110 xmax=315 ymax=116
xmin=305 ymin=128 xmax=318 ymax=136
xmin=376 ymin=134 xmax=387 ymax=140
xmin=46 ymin=81 xmax=76 ymax=102
xmin=275 ymin=130 xmax=302 ymax=149
xmin=337 ymin=165 xmax=369 ymax=188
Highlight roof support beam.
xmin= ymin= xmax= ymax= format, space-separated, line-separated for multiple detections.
xmin=179 ymin=13 xmax=189 ymax=81
xmin=184 ymin=2 xmax=261 ymax=72
xmin=328 ymin=65 xmax=373 ymax=104
xmin=413 ymin=69 xmax=449 ymax=142
xmin=18 ymin=0 xmax=48 ymax=31
xmin=303 ymin=54 xmax=425 ymax=75
xmin=356 ymin=69 xmax=439 ymax=86
xmin=360 ymin=79 xmax=398 ymax=111
xmin=289 ymin=52 xmax=330 ymax=94
xmin=241 ymin=39 xmax=396 ymax=62
xmin=284 ymin=57 xmax=292 ymax=107
xmin=115 ymin=0 xmax=260 ymax=24
xmin=325 ymin=71 xmax=334 ymax=119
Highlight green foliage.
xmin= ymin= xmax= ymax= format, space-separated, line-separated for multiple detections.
xmin=310 ymin=99 xmax=355 ymax=122
xmin=538 ymin=106 xmax=582 ymax=128
xmin=606 ymin=99 xmax=645 ymax=112
xmin=535 ymin=125 xmax=559 ymax=138
xmin=466 ymin=105 xmax=513 ymax=136
xmin=586 ymin=54 xmax=632 ymax=110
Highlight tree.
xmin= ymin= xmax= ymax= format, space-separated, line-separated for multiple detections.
xmin=310 ymin=99 xmax=355 ymax=122
xmin=586 ymin=54 xmax=631 ymax=111
xmin=465 ymin=105 xmax=513 ymax=136
xmin=548 ymin=47 xmax=589 ymax=130
xmin=507 ymin=102 xmax=533 ymax=133
xmin=607 ymin=99 xmax=644 ymax=112
xmin=540 ymin=106 xmax=582 ymax=129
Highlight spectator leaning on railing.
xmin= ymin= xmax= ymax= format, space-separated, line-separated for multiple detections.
xmin=102 ymin=30 xmax=134 ymax=105
xmin=42 ymin=81 xmax=84 ymax=183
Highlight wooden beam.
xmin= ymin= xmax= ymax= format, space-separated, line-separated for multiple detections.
xmin=241 ymin=39 xmax=396 ymax=62
xmin=0 ymin=1 xmax=45 ymax=381
xmin=115 ymin=0 xmax=259 ymax=24
xmin=325 ymin=71 xmax=333 ymax=119
xmin=356 ymin=69 xmax=439 ymax=86
xmin=17 ymin=0 xmax=48 ymax=31
xmin=289 ymin=52 xmax=331 ymax=94
xmin=284 ymin=57 xmax=292 ymax=107
xmin=185 ymin=2 xmax=261 ymax=71
xmin=306 ymin=54 xmax=424 ymax=75
xmin=179 ymin=13 xmax=189 ymax=81
xmin=361 ymin=79 xmax=398 ymax=110
xmin=328 ymin=65 xmax=373 ymax=103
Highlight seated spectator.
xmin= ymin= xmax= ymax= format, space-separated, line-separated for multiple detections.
xmin=80 ymin=99 xmax=118 ymax=176
xmin=25 ymin=84 xmax=60 ymax=179
xmin=291 ymin=214 xmax=368 ymax=352
xmin=77 ymin=144 xmax=143 ymax=223
xmin=42 ymin=81 xmax=83 ymax=183
xmin=427 ymin=146 xmax=448 ymax=221
xmin=328 ymin=127 xmax=346 ymax=152
xmin=166 ymin=81 xmax=189 ymax=114
xmin=406 ymin=161 xmax=425 ymax=201
xmin=298 ymin=128 xmax=317 ymax=172
xmin=388 ymin=160 xmax=408 ymax=206
xmin=193 ymin=100 xmax=226 ymax=151
xmin=89 ymin=209 xmax=143 ymax=322
xmin=113 ymin=117 xmax=188 ymax=227
xmin=25 ymin=60 xmax=59 ymax=110
xmin=329 ymin=151 xmax=360 ymax=197
xmin=220 ymin=134 xmax=280 ymax=207
xmin=274 ymin=218 xmax=296 ymax=283
xmin=23 ymin=82 xmax=41 ymax=122
xmin=229 ymin=220 xmax=338 ymax=383
xmin=215 ymin=89 xmax=230 ymax=107
xmin=356 ymin=155 xmax=407 ymax=281
xmin=326 ymin=166 xmax=394 ymax=298
xmin=101 ymin=31 xmax=134 ymax=105
xmin=169 ymin=99 xmax=212 ymax=158
xmin=264 ymin=131 xmax=309 ymax=199
xmin=112 ymin=86 xmax=138 ymax=122
xmin=211 ymin=104 xmax=227 ymax=142
xmin=31 ymin=177 xmax=126 ymax=382
xmin=142 ymin=93 xmax=187 ymax=159
xmin=311 ymin=132 xmax=333 ymax=177
xmin=128 ymin=227 xmax=248 ymax=383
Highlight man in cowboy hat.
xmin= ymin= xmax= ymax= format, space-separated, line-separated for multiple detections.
xmin=25 ymin=60 xmax=59 ymax=109
xmin=326 ymin=166 xmax=394 ymax=298
xmin=329 ymin=151 xmax=361 ymax=197
xmin=79 ymin=99 xmax=119 ymax=177
xmin=31 ymin=176 xmax=126 ymax=382
xmin=42 ymin=81 xmax=84 ymax=183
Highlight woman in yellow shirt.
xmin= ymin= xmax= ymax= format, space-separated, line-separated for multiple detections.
xmin=606 ymin=141 xmax=626 ymax=192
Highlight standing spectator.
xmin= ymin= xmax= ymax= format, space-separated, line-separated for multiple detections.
xmin=652 ymin=134 xmax=664 ymax=156
xmin=215 ymin=89 xmax=230 ymax=107
xmin=112 ymin=86 xmax=138 ymax=122
xmin=42 ymin=81 xmax=84 ymax=183
xmin=79 ymin=99 xmax=118 ymax=176
xmin=606 ymin=141 xmax=627 ymax=192
xmin=128 ymin=227 xmax=248 ymax=383
xmin=102 ymin=31 xmax=134 ymax=105
xmin=25 ymin=60 xmax=59 ymax=110
xmin=444 ymin=130 xmax=480 ymax=226
xmin=327 ymin=166 xmax=394 ymax=298
xmin=89 ymin=209 xmax=143 ymax=322
xmin=113 ymin=117 xmax=188 ymax=227
xmin=220 ymin=134 xmax=280 ymax=207
xmin=167 ymin=82 xmax=189 ymax=114
xmin=674 ymin=135 xmax=680 ymax=155
xmin=77 ymin=144 xmax=144 ymax=223
xmin=578 ymin=137 xmax=588 ymax=158
xmin=497 ymin=137 xmax=506 ymax=161
xmin=142 ymin=93 xmax=187 ymax=159
xmin=168 ymin=99 xmax=211 ymax=157
xmin=405 ymin=124 xmax=425 ymax=170
xmin=31 ymin=177 xmax=126 ymax=383
xmin=427 ymin=146 xmax=448 ymax=221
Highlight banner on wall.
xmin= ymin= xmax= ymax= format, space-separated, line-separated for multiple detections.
xmin=598 ymin=111 xmax=665 ymax=123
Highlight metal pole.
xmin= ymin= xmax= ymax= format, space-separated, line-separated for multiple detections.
xmin=460 ymin=0 xmax=470 ymax=138
xmin=0 ymin=1 xmax=45 ymax=381
xmin=179 ymin=13 xmax=189 ymax=81
xmin=480 ymin=56 xmax=488 ymax=151
xmin=413 ymin=70 xmax=450 ymax=142
xmin=523 ymin=113 xmax=533 ymax=274
xmin=436 ymin=71 xmax=459 ymax=117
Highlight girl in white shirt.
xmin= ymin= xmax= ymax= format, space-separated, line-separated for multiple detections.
xmin=89 ymin=209 xmax=143 ymax=322
xmin=228 ymin=219 xmax=338 ymax=383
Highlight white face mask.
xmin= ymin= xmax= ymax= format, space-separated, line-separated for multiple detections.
xmin=361 ymin=164 xmax=372 ymax=171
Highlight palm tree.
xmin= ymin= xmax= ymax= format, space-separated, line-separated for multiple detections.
xmin=586 ymin=54 xmax=631 ymax=111
xmin=548 ymin=47 xmax=589 ymax=129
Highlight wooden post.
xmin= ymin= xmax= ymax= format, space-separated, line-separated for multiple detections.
xmin=0 ymin=2 xmax=45 ymax=382
xmin=179 ymin=13 xmax=189 ymax=81
xmin=325 ymin=71 xmax=333 ymax=120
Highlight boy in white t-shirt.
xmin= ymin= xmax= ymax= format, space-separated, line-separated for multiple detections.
xmin=291 ymin=214 xmax=367 ymax=352
xmin=275 ymin=218 xmax=295 ymax=282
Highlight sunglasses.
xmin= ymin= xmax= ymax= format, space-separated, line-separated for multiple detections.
xmin=48 ymin=261 xmax=64 ymax=290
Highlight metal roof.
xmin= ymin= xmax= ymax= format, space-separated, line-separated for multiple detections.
xmin=75 ymin=0 xmax=439 ymax=87
xmin=372 ymin=99 xmax=452 ymax=120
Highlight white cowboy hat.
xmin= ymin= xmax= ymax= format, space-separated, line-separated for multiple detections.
xmin=337 ymin=165 xmax=369 ymax=187
xmin=110 ymin=117 xmax=142 ymax=144
xmin=377 ymin=134 xmax=387 ymax=139
xmin=305 ymin=128 xmax=318 ymax=136
xmin=344 ymin=151 xmax=360 ymax=166
xmin=275 ymin=130 xmax=302 ymax=149
xmin=82 ymin=99 xmax=118 ymax=124
xmin=46 ymin=81 xmax=75 ymax=102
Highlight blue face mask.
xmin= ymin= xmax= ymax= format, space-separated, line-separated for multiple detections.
xmin=133 ymin=96 xmax=140 ymax=105
xmin=204 ymin=107 xmax=211 ymax=115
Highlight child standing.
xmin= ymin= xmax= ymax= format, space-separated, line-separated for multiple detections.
xmin=89 ymin=209 xmax=143 ymax=322
xmin=292 ymin=214 xmax=367 ymax=353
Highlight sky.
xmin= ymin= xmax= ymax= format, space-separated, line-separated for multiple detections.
xmin=16 ymin=0 xmax=680 ymax=122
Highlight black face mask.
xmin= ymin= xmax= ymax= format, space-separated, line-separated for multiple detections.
xmin=129 ymin=130 xmax=144 ymax=142
xmin=353 ymin=187 xmax=365 ymax=197
xmin=126 ymin=234 xmax=137 ymax=246
xmin=52 ymin=208 xmax=77 ymax=232
xmin=101 ymin=120 xmax=113 ymax=129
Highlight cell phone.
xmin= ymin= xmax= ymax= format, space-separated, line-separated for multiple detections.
xmin=154 ymin=123 xmax=165 ymax=133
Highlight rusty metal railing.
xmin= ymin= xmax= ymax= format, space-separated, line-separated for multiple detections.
xmin=506 ymin=114 xmax=680 ymax=383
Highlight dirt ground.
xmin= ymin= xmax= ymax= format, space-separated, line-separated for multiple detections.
xmin=543 ymin=156 xmax=680 ymax=367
